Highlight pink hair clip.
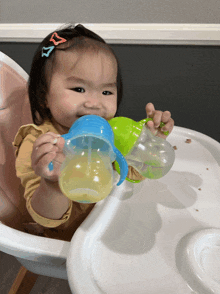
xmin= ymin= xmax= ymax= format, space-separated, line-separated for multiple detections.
xmin=50 ymin=32 xmax=67 ymax=45
xmin=42 ymin=32 xmax=67 ymax=57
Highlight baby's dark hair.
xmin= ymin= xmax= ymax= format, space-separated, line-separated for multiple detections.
xmin=28 ymin=24 xmax=123 ymax=125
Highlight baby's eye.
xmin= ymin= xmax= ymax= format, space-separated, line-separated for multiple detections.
xmin=72 ymin=87 xmax=85 ymax=93
xmin=102 ymin=91 xmax=113 ymax=96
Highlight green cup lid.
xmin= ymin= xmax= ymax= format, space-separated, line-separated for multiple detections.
xmin=109 ymin=117 xmax=149 ymax=184
xmin=109 ymin=117 xmax=152 ymax=156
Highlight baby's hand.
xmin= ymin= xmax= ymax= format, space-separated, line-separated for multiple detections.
xmin=31 ymin=132 xmax=65 ymax=182
xmin=145 ymin=102 xmax=174 ymax=139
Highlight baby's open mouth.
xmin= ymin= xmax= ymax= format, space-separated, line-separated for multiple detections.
xmin=77 ymin=115 xmax=86 ymax=118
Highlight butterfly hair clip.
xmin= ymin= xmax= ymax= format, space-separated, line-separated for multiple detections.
xmin=42 ymin=32 xmax=67 ymax=57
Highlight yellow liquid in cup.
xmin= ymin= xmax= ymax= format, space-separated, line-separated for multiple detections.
xmin=59 ymin=154 xmax=113 ymax=203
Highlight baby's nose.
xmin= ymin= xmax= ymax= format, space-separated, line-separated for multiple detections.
xmin=84 ymin=93 xmax=101 ymax=108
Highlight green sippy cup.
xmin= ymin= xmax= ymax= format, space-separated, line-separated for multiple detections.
xmin=108 ymin=117 xmax=175 ymax=183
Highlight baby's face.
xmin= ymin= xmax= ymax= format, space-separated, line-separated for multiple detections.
xmin=45 ymin=48 xmax=118 ymax=134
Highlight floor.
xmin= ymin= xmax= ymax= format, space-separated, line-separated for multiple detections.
xmin=0 ymin=250 xmax=72 ymax=294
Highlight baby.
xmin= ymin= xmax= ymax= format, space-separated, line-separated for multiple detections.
xmin=13 ymin=24 xmax=174 ymax=241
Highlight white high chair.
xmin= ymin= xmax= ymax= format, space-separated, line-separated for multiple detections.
xmin=0 ymin=52 xmax=71 ymax=293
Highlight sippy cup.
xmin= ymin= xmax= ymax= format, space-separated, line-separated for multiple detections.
xmin=108 ymin=117 xmax=175 ymax=183
xmin=48 ymin=115 xmax=128 ymax=204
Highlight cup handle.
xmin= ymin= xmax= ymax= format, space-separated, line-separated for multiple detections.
xmin=113 ymin=147 xmax=128 ymax=186
xmin=48 ymin=161 xmax=54 ymax=171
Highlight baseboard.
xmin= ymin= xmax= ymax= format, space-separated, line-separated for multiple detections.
xmin=0 ymin=23 xmax=220 ymax=45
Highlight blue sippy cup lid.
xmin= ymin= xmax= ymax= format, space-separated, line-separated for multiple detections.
xmin=64 ymin=115 xmax=115 ymax=152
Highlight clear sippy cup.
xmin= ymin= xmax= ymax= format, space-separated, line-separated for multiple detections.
xmin=108 ymin=117 xmax=175 ymax=183
xmin=48 ymin=115 xmax=128 ymax=203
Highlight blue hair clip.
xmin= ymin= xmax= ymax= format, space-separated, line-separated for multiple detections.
xmin=42 ymin=46 xmax=55 ymax=57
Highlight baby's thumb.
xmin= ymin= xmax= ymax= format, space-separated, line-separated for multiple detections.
xmin=56 ymin=136 xmax=65 ymax=150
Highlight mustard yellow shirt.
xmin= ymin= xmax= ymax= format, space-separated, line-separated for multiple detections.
xmin=13 ymin=120 xmax=95 ymax=241
xmin=13 ymin=120 xmax=144 ymax=241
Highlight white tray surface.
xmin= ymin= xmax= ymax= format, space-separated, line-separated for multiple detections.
xmin=67 ymin=126 xmax=220 ymax=294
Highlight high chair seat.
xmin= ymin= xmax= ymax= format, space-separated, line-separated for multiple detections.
xmin=0 ymin=51 xmax=71 ymax=292
xmin=0 ymin=220 xmax=70 ymax=279
xmin=0 ymin=52 xmax=33 ymax=230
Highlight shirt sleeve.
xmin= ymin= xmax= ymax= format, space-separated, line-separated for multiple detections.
xmin=13 ymin=124 xmax=73 ymax=228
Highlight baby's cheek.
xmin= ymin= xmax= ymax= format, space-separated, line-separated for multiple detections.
xmin=106 ymin=112 xmax=116 ymax=120
xmin=58 ymin=98 xmax=76 ymax=114
xmin=107 ymin=104 xmax=117 ymax=119
xmin=62 ymin=93 xmax=82 ymax=109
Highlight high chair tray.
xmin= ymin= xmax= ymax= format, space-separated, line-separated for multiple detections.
xmin=66 ymin=126 xmax=220 ymax=294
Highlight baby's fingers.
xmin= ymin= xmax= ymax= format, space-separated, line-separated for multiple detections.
xmin=52 ymin=151 xmax=66 ymax=170
xmin=33 ymin=151 xmax=57 ymax=177
xmin=55 ymin=136 xmax=65 ymax=150
xmin=161 ymin=111 xmax=171 ymax=124
xmin=160 ymin=118 xmax=174 ymax=134
xmin=146 ymin=120 xmax=158 ymax=135
xmin=146 ymin=103 xmax=155 ymax=117
xmin=31 ymin=142 xmax=58 ymax=168
xmin=33 ymin=132 xmax=60 ymax=150
xmin=157 ymin=118 xmax=174 ymax=139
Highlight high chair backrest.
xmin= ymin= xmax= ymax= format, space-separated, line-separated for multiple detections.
xmin=0 ymin=52 xmax=33 ymax=229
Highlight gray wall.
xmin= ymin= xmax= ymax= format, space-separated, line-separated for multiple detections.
xmin=1 ymin=43 xmax=220 ymax=143
xmin=1 ymin=0 xmax=220 ymax=141
xmin=1 ymin=0 xmax=220 ymax=24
